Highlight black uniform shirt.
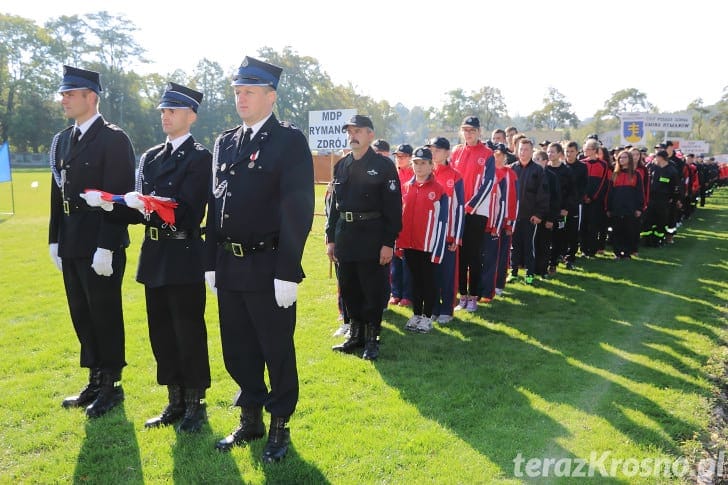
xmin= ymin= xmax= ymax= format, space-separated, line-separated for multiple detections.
xmin=325 ymin=147 xmax=402 ymax=262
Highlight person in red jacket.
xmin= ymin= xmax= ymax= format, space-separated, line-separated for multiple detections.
xmin=450 ymin=116 xmax=495 ymax=312
xmin=389 ymin=144 xmax=414 ymax=307
xmin=397 ymin=147 xmax=449 ymax=333
xmin=479 ymin=143 xmax=518 ymax=300
xmin=428 ymin=137 xmax=464 ymax=324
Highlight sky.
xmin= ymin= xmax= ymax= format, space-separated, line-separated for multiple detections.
xmin=5 ymin=0 xmax=726 ymax=120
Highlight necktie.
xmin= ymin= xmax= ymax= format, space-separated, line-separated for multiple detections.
xmin=70 ymin=127 xmax=80 ymax=148
xmin=237 ymin=127 xmax=253 ymax=155
xmin=162 ymin=142 xmax=173 ymax=160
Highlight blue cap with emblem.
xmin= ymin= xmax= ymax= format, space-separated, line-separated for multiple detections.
xmin=232 ymin=56 xmax=283 ymax=89
xmin=412 ymin=146 xmax=432 ymax=161
xmin=58 ymin=65 xmax=102 ymax=94
xmin=157 ymin=82 xmax=203 ymax=112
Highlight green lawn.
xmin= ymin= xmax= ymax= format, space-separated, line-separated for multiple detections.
xmin=1 ymin=170 xmax=726 ymax=484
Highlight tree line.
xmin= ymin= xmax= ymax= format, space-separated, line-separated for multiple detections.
xmin=2 ymin=11 xmax=728 ymax=156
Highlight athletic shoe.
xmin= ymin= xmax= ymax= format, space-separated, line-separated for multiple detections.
xmin=454 ymin=296 xmax=468 ymax=311
xmin=388 ymin=297 xmax=400 ymax=306
xmin=465 ymin=298 xmax=478 ymax=312
xmin=437 ymin=314 xmax=453 ymax=324
xmin=547 ymin=265 xmax=557 ymax=275
xmin=494 ymin=288 xmax=504 ymax=296
xmin=332 ymin=323 xmax=350 ymax=337
xmin=430 ymin=315 xmax=439 ymax=322
xmin=525 ymin=274 xmax=534 ymax=285
xmin=405 ymin=315 xmax=420 ymax=331
xmin=415 ymin=316 xmax=433 ymax=333
xmin=399 ymin=298 xmax=412 ymax=307
xmin=479 ymin=297 xmax=492 ymax=303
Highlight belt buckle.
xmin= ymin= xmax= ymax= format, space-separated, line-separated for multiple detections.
xmin=149 ymin=227 xmax=159 ymax=241
xmin=344 ymin=211 xmax=353 ymax=222
xmin=231 ymin=242 xmax=244 ymax=257
xmin=63 ymin=200 xmax=70 ymax=215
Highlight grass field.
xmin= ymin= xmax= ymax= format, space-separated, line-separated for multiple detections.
xmin=1 ymin=170 xmax=727 ymax=484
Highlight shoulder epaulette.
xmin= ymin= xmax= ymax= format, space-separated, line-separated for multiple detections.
xmin=279 ymin=120 xmax=299 ymax=131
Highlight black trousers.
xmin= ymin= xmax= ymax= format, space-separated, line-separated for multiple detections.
xmin=581 ymin=201 xmax=604 ymax=256
xmin=218 ymin=289 xmax=298 ymax=418
xmin=511 ymin=219 xmax=537 ymax=276
xmin=534 ymin=222 xmax=552 ymax=276
xmin=611 ymin=215 xmax=638 ymax=256
xmin=145 ymin=283 xmax=210 ymax=389
xmin=458 ymin=214 xmax=487 ymax=296
xmin=62 ymin=251 xmax=126 ymax=379
xmin=564 ymin=205 xmax=582 ymax=263
xmin=404 ymin=249 xmax=436 ymax=317
xmin=337 ymin=260 xmax=388 ymax=329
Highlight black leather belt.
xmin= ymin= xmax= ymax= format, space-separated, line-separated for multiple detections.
xmin=220 ymin=236 xmax=278 ymax=258
xmin=145 ymin=227 xmax=195 ymax=240
xmin=63 ymin=200 xmax=102 ymax=215
xmin=339 ymin=211 xmax=382 ymax=222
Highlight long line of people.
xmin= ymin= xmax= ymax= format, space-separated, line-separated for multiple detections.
xmin=330 ymin=117 xmax=726 ymax=348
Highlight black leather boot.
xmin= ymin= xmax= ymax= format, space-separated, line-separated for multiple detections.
xmin=145 ymin=385 xmax=185 ymax=428
xmin=332 ymin=320 xmax=365 ymax=353
xmin=262 ymin=416 xmax=290 ymax=463
xmin=177 ymin=388 xmax=207 ymax=432
xmin=85 ymin=373 xmax=124 ymax=418
xmin=362 ymin=324 xmax=380 ymax=361
xmin=62 ymin=368 xmax=102 ymax=408
xmin=215 ymin=407 xmax=265 ymax=451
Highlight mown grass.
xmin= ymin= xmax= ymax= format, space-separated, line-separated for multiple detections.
xmin=0 ymin=170 xmax=726 ymax=484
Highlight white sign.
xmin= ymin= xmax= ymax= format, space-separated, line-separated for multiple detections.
xmin=619 ymin=112 xmax=693 ymax=146
xmin=308 ymin=109 xmax=356 ymax=152
xmin=677 ymin=140 xmax=710 ymax=155
xmin=643 ymin=114 xmax=692 ymax=132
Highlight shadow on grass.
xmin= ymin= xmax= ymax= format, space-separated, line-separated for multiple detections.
xmin=371 ymin=207 xmax=726 ymax=480
xmin=171 ymin=421 xmax=244 ymax=484
xmin=73 ymin=404 xmax=143 ymax=484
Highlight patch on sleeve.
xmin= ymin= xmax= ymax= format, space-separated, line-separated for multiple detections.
xmin=388 ymin=179 xmax=398 ymax=192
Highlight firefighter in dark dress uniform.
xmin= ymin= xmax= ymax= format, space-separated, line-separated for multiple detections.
xmin=206 ymin=57 xmax=314 ymax=462
xmin=326 ymin=115 xmax=403 ymax=361
xmin=85 ymin=83 xmax=212 ymax=431
xmin=49 ymin=66 xmax=135 ymax=419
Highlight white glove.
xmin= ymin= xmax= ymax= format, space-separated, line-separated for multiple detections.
xmin=91 ymin=248 xmax=113 ymax=277
xmin=80 ymin=191 xmax=113 ymax=211
xmin=274 ymin=279 xmax=298 ymax=308
xmin=49 ymin=243 xmax=62 ymax=271
xmin=124 ymin=191 xmax=146 ymax=211
xmin=205 ymin=271 xmax=217 ymax=295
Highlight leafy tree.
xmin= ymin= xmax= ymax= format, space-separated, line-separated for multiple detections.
xmin=595 ymin=88 xmax=653 ymax=119
xmin=528 ymin=87 xmax=579 ymax=130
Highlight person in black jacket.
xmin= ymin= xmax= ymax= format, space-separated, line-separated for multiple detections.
xmin=206 ymin=57 xmax=314 ymax=462
xmin=533 ymin=150 xmax=560 ymax=278
xmin=546 ymin=142 xmax=576 ymax=274
xmin=327 ymin=115 xmax=402 ymax=360
xmin=642 ymin=150 xmax=679 ymax=247
xmin=580 ymin=138 xmax=609 ymax=257
xmin=605 ymin=150 xmax=644 ymax=259
xmin=563 ymin=141 xmax=587 ymax=268
xmin=509 ymin=138 xmax=549 ymax=284
xmin=49 ymin=66 xmax=135 ymax=419
xmin=85 ymin=83 xmax=212 ymax=431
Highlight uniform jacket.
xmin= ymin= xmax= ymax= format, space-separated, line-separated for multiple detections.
xmin=397 ymin=165 xmax=414 ymax=186
xmin=48 ymin=117 xmax=135 ymax=258
xmin=606 ymin=171 xmax=644 ymax=216
xmin=484 ymin=165 xmax=518 ymax=235
xmin=450 ymin=141 xmax=495 ymax=205
xmin=433 ymin=163 xmax=465 ymax=245
xmin=648 ymin=163 xmax=679 ymax=202
xmin=325 ymin=147 xmax=402 ymax=262
xmin=583 ymin=157 xmax=609 ymax=202
xmin=565 ymin=159 xmax=588 ymax=204
xmin=547 ymin=163 xmax=578 ymax=215
xmin=511 ymin=159 xmax=549 ymax=221
xmin=120 ymin=137 xmax=212 ymax=288
xmin=543 ymin=168 xmax=562 ymax=223
xmin=397 ymin=174 xmax=448 ymax=263
xmin=206 ymin=114 xmax=315 ymax=291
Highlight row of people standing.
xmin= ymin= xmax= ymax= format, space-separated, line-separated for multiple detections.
xmin=48 ymin=57 xmax=314 ymax=462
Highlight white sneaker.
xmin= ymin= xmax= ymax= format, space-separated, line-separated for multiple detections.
xmin=495 ymin=288 xmax=504 ymax=296
xmin=437 ymin=314 xmax=453 ymax=324
xmin=454 ymin=296 xmax=468 ymax=311
xmin=405 ymin=315 xmax=421 ymax=331
xmin=416 ymin=316 xmax=433 ymax=333
xmin=332 ymin=322 xmax=350 ymax=337
xmin=431 ymin=315 xmax=439 ymax=322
